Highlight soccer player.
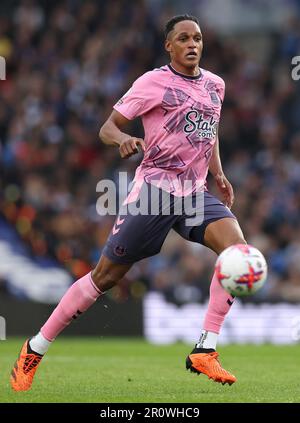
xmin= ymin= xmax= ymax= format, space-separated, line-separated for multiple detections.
xmin=11 ymin=14 xmax=247 ymax=391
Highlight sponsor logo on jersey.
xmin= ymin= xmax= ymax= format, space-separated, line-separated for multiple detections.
xmin=183 ymin=110 xmax=218 ymax=139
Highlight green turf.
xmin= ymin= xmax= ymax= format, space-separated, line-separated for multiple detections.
xmin=1 ymin=338 xmax=300 ymax=403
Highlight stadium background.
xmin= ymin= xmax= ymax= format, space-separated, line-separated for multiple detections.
xmin=1 ymin=0 xmax=300 ymax=342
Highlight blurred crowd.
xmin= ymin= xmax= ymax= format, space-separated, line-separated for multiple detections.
xmin=1 ymin=0 xmax=300 ymax=303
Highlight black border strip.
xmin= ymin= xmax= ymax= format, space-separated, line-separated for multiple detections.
xmin=168 ymin=64 xmax=202 ymax=80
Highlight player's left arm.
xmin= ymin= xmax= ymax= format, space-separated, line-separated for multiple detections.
xmin=209 ymin=130 xmax=234 ymax=208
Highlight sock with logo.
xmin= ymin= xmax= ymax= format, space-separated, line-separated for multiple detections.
xmin=32 ymin=272 xmax=104 ymax=346
xmin=195 ymin=330 xmax=218 ymax=351
xmin=196 ymin=270 xmax=235 ymax=351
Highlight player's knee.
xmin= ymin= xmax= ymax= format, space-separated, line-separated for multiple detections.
xmin=228 ymin=236 xmax=246 ymax=247
xmin=91 ymin=266 xmax=120 ymax=292
xmin=220 ymin=236 xmax=246 ymax=253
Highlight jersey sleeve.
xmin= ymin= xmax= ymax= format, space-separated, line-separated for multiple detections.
xmin=216 ymin=78 xmax=225 ymax=104
xmin=113 ymin=71 xmax=159 ymax=120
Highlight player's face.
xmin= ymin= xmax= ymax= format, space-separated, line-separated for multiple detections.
xmin=165 ymin=20 xmax=203 ymax=72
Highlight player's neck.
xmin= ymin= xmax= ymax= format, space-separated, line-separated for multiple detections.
xmin=169 ymin=61 xmax=200 ymax=77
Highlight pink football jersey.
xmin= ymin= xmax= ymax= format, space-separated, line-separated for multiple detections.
xmin=114 ymin=64 xmax=225 ymax=197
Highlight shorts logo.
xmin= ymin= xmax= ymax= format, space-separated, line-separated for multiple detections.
xmin=112 ymin=216 xmax=125 ymax=235
xmin=114 ymin=245 xmax=126 ymax=257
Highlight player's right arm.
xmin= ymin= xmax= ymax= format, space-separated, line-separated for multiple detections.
xmin=99 ymin=110 xmax=145 ymax=159
xmin=100 ymin=70 xmax=159 ymax=159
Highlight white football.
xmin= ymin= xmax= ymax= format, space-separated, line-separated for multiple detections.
xmin=215 ymin=244 xmax=268 ymax=296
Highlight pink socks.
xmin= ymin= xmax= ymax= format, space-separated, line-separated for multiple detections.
xmin=203 ymin=271 xmax=234 ymax=334
xmin=41 ymin=272 xmax=103 ymax=342
xmin=39 ymin=270 xmax=233 ymax=347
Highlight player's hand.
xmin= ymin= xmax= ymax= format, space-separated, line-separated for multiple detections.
xmin=119 ymin=137 xmax=146 ymax=159
xmin=214 ymin=173 xmax=234 ymax=209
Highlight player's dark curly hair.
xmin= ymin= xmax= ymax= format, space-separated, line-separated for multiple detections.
xmin=165 ymin=14 xmax=199 ymax=39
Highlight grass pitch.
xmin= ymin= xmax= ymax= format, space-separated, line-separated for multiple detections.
xmin=1 ymin=338 xmax=300 ymax=403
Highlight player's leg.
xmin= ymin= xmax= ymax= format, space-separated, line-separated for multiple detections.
xmin=187 ymin=217 xmax=246 ymax=384
xmin=200 ymin=217 xmax=246 ymax=343
xmin=10 ymin=256 xmax=131 ymax=391
xmin=11 ymin=182 xmax=178 ymax=391
xmin=38 ymin=255 xmax=132 ymax=344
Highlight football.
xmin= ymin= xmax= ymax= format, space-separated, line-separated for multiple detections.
xmin=215 ymin=244 xmax=268 ymax=296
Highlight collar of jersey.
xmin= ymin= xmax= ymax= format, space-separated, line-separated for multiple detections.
xmin=168 ymin=64 xmax=203 ymax=80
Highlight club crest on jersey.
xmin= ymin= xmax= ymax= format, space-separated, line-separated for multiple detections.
xmin=184 ymin=110 xmax=218 ymax=140
xmin=210 ymin=91 xmax=220 ymax=105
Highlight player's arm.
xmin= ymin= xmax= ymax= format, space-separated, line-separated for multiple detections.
xmin=209 ymin=132 xmax=234 ymax=208
xmin=99 ymin=110 xmax=145 ymax=159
